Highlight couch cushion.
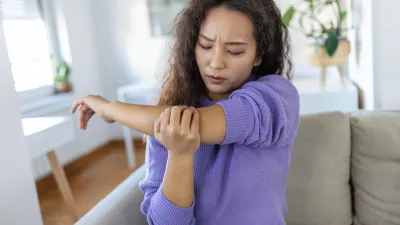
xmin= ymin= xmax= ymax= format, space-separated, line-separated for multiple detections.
xmin=285 ymin=112 xmax=353 ymax=225
xmin=350 ymin=112 xmax=400 ymax=225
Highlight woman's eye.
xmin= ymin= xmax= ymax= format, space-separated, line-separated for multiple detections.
xmin=200 ymin=44 xmax=212 ymax=50
xmin=228 ymin=51 xmax=243 ymax=56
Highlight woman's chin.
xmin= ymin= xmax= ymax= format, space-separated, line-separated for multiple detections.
xmin=205 ymin=84 xmax=232 ymax=100
xmin=206 ymin=85 xmax=229 ymax=94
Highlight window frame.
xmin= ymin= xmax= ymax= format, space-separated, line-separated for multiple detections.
xmin=2 ymin=0 xmax=71 ymax=115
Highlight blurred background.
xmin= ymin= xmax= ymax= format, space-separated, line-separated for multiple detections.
xmin=0 ymin=0 xmax=398 ymax=225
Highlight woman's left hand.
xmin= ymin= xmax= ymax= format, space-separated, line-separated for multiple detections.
xmin=154 ymin=106 xmax=201 ymax=157
xmin=70 ymin=95 xmax=115 ymax=130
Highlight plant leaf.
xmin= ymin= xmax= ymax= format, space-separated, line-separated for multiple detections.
xmin=282 ymin=6 xmax=295 ymax=27
xmin=324 ymin=31 xmax=339 ymax=57
xmin=340 ymin=11 xmax=347 ymax=22
xmin=305 ymin=0 xmax=314 ymax=9
xmin=54 ymin=61 xmax=70 ymax=83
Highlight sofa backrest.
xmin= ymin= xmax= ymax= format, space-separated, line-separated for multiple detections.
xmin=285 ymin=111 xmax=400 ymax=225
xmin=350 ymin=112 xmax=400 ymax=225
xmin=285 ymin=112 xmax=353 ymax=225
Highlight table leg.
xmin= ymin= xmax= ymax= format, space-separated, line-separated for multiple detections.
xmin=337 ymin=66 xmax=345 ymax=83
xmin=46 ymin=150 xmax=79 ymax=221
xmin=320 ymin=66 xmax=327 ymax=86
xmin=123 ymin=125 xmax=136 ymax=169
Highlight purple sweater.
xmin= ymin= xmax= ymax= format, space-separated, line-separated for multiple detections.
xmin=139 ymin=75 xmax=300 ymax=225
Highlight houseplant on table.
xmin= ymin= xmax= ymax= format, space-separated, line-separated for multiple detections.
xmin=52 ymin=56 xmax=72 ymax=93
xmin=282 ymin=0 xmax=351 ymax=85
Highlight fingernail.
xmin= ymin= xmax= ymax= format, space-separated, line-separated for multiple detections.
xmin=159 ymin=112 xmax=164 ymax=118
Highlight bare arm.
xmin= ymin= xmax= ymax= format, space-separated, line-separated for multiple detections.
xmin=162 ymin=154 xmax=195 ymax=208
xmin=73 ymin=76 xmax=298 ymax=148
xmin=138 ymin=106 xmax=199 ymax=224
xmin=106 ymin=101 xmax=226 ymax=145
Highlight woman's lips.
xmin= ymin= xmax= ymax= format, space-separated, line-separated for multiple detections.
xmin=207 ymin=75 xmax=225 ymax=85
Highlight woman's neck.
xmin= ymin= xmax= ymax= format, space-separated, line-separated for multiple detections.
xmin=207 ymin=90 xmax=230 ymax=101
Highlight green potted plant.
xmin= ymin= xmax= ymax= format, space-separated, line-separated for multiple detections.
xmin=282 ymin=0 xmax=352 ymax=84
xmin=52 ymin=56 xmax=72 ymax=93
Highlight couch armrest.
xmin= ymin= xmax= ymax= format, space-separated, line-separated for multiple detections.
xmin=75 ymin=165 xmax=148 ymax=225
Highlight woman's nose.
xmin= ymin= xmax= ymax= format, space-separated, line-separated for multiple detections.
xmin=209 ymin=48 xmax=226 ymax=70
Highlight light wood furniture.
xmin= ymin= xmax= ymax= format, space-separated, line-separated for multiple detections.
xmin=37 ymin=140 xmax=145 ymax=225
xmin=22 ymin=116 xmax=78 ymax=221
xmin=306 ymin=39 xmax=351 ymax=85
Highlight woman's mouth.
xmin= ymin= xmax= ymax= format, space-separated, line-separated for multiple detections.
xmin=207 ymin=75 xmax=225 ymax=85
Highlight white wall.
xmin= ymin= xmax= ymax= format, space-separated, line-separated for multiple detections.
xmin=370 ymin=0 xmax=400 ymax=110
xmin=347 ymin=0 xmax=400 ymax=110
xmin=0 ymin=11 xmax=43 ymax=225
xmin=90 ymin=0 xmax=169 ymax=96
xmin=31 ymin=0 xmax=115 ymax=180
xmin=90 ymin=0 xmax=170 ymax=139
xmin=347 ymin=0 xmax=375 ymax=110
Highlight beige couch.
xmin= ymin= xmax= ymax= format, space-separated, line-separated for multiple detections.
xmin=75 ymin=111 xmax=400 ymax=225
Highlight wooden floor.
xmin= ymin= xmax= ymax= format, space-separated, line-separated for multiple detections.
xmin=36 ymin=140 xmax=146 ymax=225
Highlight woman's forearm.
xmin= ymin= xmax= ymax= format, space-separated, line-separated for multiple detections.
xmin=106 ymin=101 xmax=166 ymax=137
xmin=162 ymin=154 xmax=195 ymax=208
xmin=106 ymin=101 xmax=226 ymax=145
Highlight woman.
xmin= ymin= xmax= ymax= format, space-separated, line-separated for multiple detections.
xmin=71 ymin=0 xmax=300 ymax=224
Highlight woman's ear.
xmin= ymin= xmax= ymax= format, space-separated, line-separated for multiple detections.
xmin=254 ymin=56 xmax=262 ymax=67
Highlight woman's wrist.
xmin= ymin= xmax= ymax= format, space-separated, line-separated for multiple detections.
xmin=104 ymin=100 xmax=119 ymax=122
xmin=168 ymin=152 xmax=195 ymax=163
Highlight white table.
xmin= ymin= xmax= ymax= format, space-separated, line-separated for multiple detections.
xmin=117 ymin=83 xmax=159 ymax=169
xmin=292 ymin=76 xmax=359 ymax=115
xmin=22 ymin=116 xmax=78 ymax=220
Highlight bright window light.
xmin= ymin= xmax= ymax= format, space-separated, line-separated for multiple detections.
xmin=3 ymin=19 xmax=54 ymax=92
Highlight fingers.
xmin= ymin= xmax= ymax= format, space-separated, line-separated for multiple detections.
xmin=161 ymin=107 xmax=172 ymax=129
xmin=181 ymin=107 xmax=195 ymax=133
xmin=71 ymin=99 xmax=84 ymax=114
xmin=83 ymin=109 xmax=95 ymax=130
xmin=170 ymin=106 xmax=187 ymax=125
xmin=190 ymin=109 xmax=200 ymax=133
xmin=79 ymin=104 xmax=89 ymax=129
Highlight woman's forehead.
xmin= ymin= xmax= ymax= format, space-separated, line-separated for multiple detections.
xmin=200 ymin=7 xmax=254 ymax=42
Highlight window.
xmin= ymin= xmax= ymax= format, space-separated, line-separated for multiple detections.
xmin=3 ymin=19 xmax=54 ymax=92
xmin=1 ymin=0 xmax=62 ymax=103
xmin=147 ymin=0 xmax=185 ymax=36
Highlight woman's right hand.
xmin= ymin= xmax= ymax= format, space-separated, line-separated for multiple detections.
xmin=154 ymin=106 xmax=200 ymax=157
xmin=70 ymin=95 xmax=115 ymax=130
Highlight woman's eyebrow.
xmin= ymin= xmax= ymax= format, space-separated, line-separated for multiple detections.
xmin=199 ymin=34 xmax=248 ymax=46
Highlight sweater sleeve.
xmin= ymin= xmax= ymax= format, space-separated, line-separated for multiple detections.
xmin=139 ymin=136 xmax=196 ymax=225
xmin=217 ymin=75 xmax=300 ymax=148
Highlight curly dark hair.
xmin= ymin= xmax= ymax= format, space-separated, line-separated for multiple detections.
xmin=157 ymin=0 xmax=292 ymax=107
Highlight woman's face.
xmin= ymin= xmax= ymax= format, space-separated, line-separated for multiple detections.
xmin=195 ymin=6 xmax=261 ymax=101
